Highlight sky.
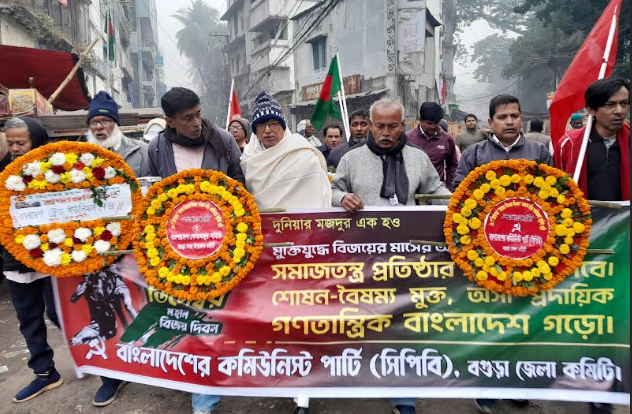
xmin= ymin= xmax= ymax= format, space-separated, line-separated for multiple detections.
xmin=155 ymin=0 xmax=226 ymax=91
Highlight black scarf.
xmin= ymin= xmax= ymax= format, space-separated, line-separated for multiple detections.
xmin=164 ymin=119 xmax=229 ymax=156
xmin=366 ymin=132 xmax=409 ymax=205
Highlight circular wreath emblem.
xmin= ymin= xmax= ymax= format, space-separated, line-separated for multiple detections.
xmin=444 ymin=160 xmax=592 ymax=296
xmin=133 ymin=169 xmax=263 ymax=302
xmin=0 ymin=142 xmax=141 ymax=278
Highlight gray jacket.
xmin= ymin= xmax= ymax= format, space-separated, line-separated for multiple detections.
xmin=118 ymin=136 xmax=152 ymax=177
xmin=452 ymin=135 xmax=553 ymax=190
xmin=148 ymin=124 xmax=245 ymax=184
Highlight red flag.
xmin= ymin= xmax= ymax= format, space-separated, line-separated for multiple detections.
xmin=226 ymin=81 xmax=242 ymax=129
xmin=549 ymin=0 xmax=622 ymax=145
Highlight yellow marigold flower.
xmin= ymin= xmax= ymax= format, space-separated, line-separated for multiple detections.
xmin=523 ymin=271 xmax=534 ymax=282
xmin=566 ymin=229 xmax=576 ymax=238
xmin=61 ymin=253 xmax=72 ymax=265
xmin=210 ymin=272 xmax=222 ymax=284
xmin=181 ymin=276 xmax=191 ymax=286
xmin=490 ymin=179 xmax=500 ymax=189
xmin=41 ymin=242 xmax=50 ymax=252
xmin=196 ymin=276 xmax=206 ymax=285
xmin=467 ymin=250 xmax=479 ymax=261
xmin=511 ymin=174 xmax=521 ymax=183
xmin=28 ymin=180 xmax=48 ymax=190
xmin=464 ymin=198 xmax=478 ymax=209
xmin=237 ymin=222 xmax=249 ymax=233
xmin=480 ymin=183 xmax=491 ymax=193
xmin=59 ymin=172 xmax=72 ymax=184
xmin=513 ymin=272 xmax=524 ymax=282
xmin=497 ymin=271 xmax=508 ymax=281
xmin=82 ymin=245 xmax=93 ymax=254
xmin=167 ymin=273 xmax=175 ymax=282
xmin=538 ymin=190 xmax=550 ymax=200
xmin=545 ymin=176 xmax=557 ymax=186
xmin=150 ymin=256 xmax=161 ymax=267
xmin=235 ymin=209 xmax=245 ymax=218
xmin=557 ymin=195 xmax=566 ymax=204
xmin=539 ymin=263 xmax=551 ymax=274
xmin=484 ymin=256 xmax=496 ymax=267
xmin=531 ymin=268 xmax=541 ymax=278
xmin=555 ymin=225 xmax=568 ymax=237
xmin=91 ymin=157 xmax=105 ymax=167
xmin=573 ymin=222 xmax=585 ymax=233
xmin=561 ymin=208 xmax=573 ymax=219
xmin=524 ymin=175 xmax=535 ymax=185
xmin=533 ymin=176 xmax=545 ymax=188
xmin=167 ymin=189 xmax=178 ymax=199
xmin=40 ymin=161 xmax=52 ymax=173
xmin=495 ymin=187 xmax=506 ymax=197
xmin=457 ymin=225 xmax=470 ymax=235
xmin=476 ymin=271 xmax=489 ymax=281
xmin=460 ymin=235 xmax=472 ymax=245
xmin=544 ymin=273 xmax=554 ymax=281
xmin=485 ymin=170 xmax=497 ymax=181
xmin=460 ymin=207 xmax=472 ymax=218
xmin=175 ymin=274 xmax=184 ymax=284
xmin=563 ymin=218 xmax=574 ymax=228
xmin=15 ymin=235 xmax=25 ymax=244
xmin=200 ymin=181 xmax=212 ymax=193
xmin=560 ymin=244 xmax=571 ymax=255
xmin=94 ymin=227 xmax=105 ymax=236
xmin=144 ymin=225 xmax=155 ymax=234
xmin=145 ymin=241 xmax=155 ymax=250
xmin=499 ymin=175 xmax=512 ymax=187
xmin=548 ymin=256 xmax=560 ymax=267
xmin=452 ymin=213 xmax=464 ymax=224
xmin=158 ymin=267 xmax=170 ymax=278
xmin=64 ymin=237 xmax=74 ymax=247
xmin=473 ymin=189 xmax=485 ymax=200
xmin=236 ymin=233 xmax=248 ymax=241
xmin=234 ymin=247 xmax=246 ymax=257
xmin=158 ymin=193 xmax=168 ymax=202
xmin=147 ymin=249 xmax=159 ymax=258
xmin=550 ymin=188 xmax=560 ymax=198
xmin=65 ymin=153 xmax=78 ymax=165
xmin=469 ymin=217 xmax=482 ymax=230
xmin=564 ymin=237 xmax=574 ymax=245
xmin=147 ymin=207 xmax=156 ymax=216
xmin=540 ymin=182 xmax=551 ymax=192
xmin=474 ymin=258 xmax=485 ymax=268
xmin=145 ymin=232 xmax=156 ymax=242
xmin=219 ymin=266 xmax=231 ymax=277
xmin=489 ymin=267 xmax=499 ymax=277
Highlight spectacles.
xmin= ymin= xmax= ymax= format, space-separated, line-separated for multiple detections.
xmin=89 ymin=119 xmax=114 ymax=127
xmin=256 ymin=120 xmax=282 ymax=133
xmin=229 ymin=126 xmax=244 ymax=131
xmin=602 ymin=100 xmax=630 ymax=110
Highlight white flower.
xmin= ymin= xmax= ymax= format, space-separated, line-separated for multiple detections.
xmin=104 ymin=166 xmax=117 ymax=180
xmin=44 ymin=170 xmax=61 ymax=184
xmin=49 ymin=153 xmax=67 ymax=166
xmin=23 ymin=161 xmax=42 ymax=177
xmin=74 ymin=227 xmax=92 ymax=243
xmin=47 ymin=229 xmax=66 ymax=244
xmin=71 ymin=250 xmax=88 ymax=263
xmin=94 ymin=240 xmax=111 ymax=254
xmin=106 ymin=222 xmax=121 ymax=237
xmin=6 ymin=175 xmax=26 ymax=191
xmin=70 ymin=169 xmax=87 ymax=184
xmin=79 ymin=153 xmax=95 ymax=167
xmin=22 ymin=234 xmax=41 ymax=250
xmin=43 ymin=248 xmax=63 ymax=267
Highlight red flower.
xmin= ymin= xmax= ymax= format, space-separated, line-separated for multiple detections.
xmin=51 ymin=165 xmax=65 ymax=174
xmin=92 ymin=167 xmax=106 ymax=180
xmin=49 ymin=243 xmax=58 ymax=249
xmin=22 ymin=175 xmax=34 ymax=184
xmin=73 ymin=237 xmax=82 ymax=245
xmin=74 ymin=162 xmax=85 ymax=170
xmin=100 ymin=230 xmax=113 ymax=241
xmin=30 ymin=248 xmax=43 ymax=258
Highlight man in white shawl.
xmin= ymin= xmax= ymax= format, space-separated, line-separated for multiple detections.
xmin=241 ymin=91 xmax=331 ymax=211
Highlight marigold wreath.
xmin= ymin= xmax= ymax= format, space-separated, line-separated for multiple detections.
xmin=0 ymin=142 xmax=141 ymax=277
xmin=133 ymin=169 xmax=263 ymax=302
xmin=444 ymin=160 xmax=592 ymax=296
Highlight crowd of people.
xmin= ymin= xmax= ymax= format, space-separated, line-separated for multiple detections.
xmin=0 ymin=76 xmax=629 ymax=414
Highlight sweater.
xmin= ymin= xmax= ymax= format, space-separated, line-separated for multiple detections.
xmin=406 ymin=126 xmax=458 ymax=188
xmin=455 ymin=128 xmax=486 ymax=151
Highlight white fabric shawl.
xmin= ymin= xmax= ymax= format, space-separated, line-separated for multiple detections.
xmin=240 ymin=130 xmax=332 ymax=209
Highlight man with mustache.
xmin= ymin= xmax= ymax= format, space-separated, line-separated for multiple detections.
xmin=452 ymin=94 xmax=553 ymax=191
xmin=555 ymin=78 xmax=629 ymax=204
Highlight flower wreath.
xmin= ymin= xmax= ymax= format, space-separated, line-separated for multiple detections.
xmin=133 ymin=169 xmax=263 ymax=302
xmin=0 ymin=142 xmax=141 ymax=277
xmin=444 ymin=160 xmax=592 ymax=296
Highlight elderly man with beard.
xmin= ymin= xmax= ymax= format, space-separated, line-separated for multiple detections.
xmin=85 ymin=91 xmax=151 ymax=177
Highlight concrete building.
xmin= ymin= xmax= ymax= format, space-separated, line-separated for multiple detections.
xmin=221 ymin=0 xmax=317 ymax=121
xmin=131 ymin=0 xmax=161 ymax=108
xmin=290 ymin=0 xmax=445 ymax=129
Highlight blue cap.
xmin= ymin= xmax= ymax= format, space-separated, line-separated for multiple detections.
xmin=251 ymin=91 xmax=287 ymax=132
xmin=87 ymin=91 xmax=120 ymax=125
xmin=570 ymin=113 xmax=583 ymax=122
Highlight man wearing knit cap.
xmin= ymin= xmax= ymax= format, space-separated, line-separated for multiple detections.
xmin=241 ymin=91 xmax=331 ymax=213
xmin=406 ymin=102 xmax=459 ymax=189
xmin=228 ymin=117 xmax=250 ymax=153
xmin=85 ymin=91 xmax=151 ymax=177
xmin=570 ymin=113 xmax=584 ymax=130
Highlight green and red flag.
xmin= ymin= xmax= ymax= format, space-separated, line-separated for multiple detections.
xmin=104 ymin=11 xmax=115 ymax=62
xmin=310 ymin=56 xmax=342 ymax=130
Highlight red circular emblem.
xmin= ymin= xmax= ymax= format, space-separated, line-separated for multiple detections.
xmin=484 ymin=198 xmax=550 ymax=260
xmin=166 ymin=200 xmax=226 ymax=260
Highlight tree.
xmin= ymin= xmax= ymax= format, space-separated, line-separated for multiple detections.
xmin=470 ymin=34 xmax=514 ymax=83
xmin=172 ymin=0 xmax=228 ymax=124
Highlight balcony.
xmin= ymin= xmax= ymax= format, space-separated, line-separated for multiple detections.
xmin=249 ymin=0 xmax=288 ymax=33
xmin=140 ymin=41 xmax=155 ymax=69
xmin=221 ymin=0 xmax=245 ymax=21
xmin=250 ymin=42 xmax=291 ymax=73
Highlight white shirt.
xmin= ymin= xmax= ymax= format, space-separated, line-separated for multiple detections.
xmin=3 ymin=270 xmax=48 ymax=284
xmin=492 ymin=134 xmax=521 ymax=153
xmin=172 ymin=143 xmax=205 ymax=172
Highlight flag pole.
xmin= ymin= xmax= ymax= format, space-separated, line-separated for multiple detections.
xmin=573 ymin=3 xmax=620 ymax=182
xmin=336 ymin=53 xmax=351 ymax=140
xmin=226 ymin=78 xmax=235 ymax=130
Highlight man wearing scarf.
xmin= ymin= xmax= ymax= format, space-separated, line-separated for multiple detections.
xmin=332 ymin=99 xmax=450 ymax=215
xmin=148 ymin=87 xmax=244 ymax=184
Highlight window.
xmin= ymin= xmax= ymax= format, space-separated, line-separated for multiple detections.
xmin=312 ymin=37 xmax=327 ymax=71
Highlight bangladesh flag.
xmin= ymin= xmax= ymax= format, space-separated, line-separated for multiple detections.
xmin=104 ymin=11 xmax=115 ymax=61
xmin=310 ymin=56 xmax=342 ymax=130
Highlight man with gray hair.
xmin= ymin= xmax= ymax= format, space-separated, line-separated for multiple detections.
xmin=332 ymin=99 xmax=450 ymax=211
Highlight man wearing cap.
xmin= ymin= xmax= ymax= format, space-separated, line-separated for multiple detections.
xmin=297 ymin=119 xmax=321 ymax=147
xmin=406 ymin=102 xmax=459 ymax=188
xmin=570 ymin=113 xmax=584 ymax=130
xmin=228 ymin=117 xmax=250 ymax=152
xmin=85 ymin=91 xmax=151 ymax=177
xmin=241 ymin=91 xmax=331 ymax=211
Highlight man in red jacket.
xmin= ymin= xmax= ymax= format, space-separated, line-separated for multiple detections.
xmin=555 ymin=78 xmax=630 ymax=202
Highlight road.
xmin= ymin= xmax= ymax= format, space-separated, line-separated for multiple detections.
xmin=0 ymin=281 xmax=629 ymax=414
